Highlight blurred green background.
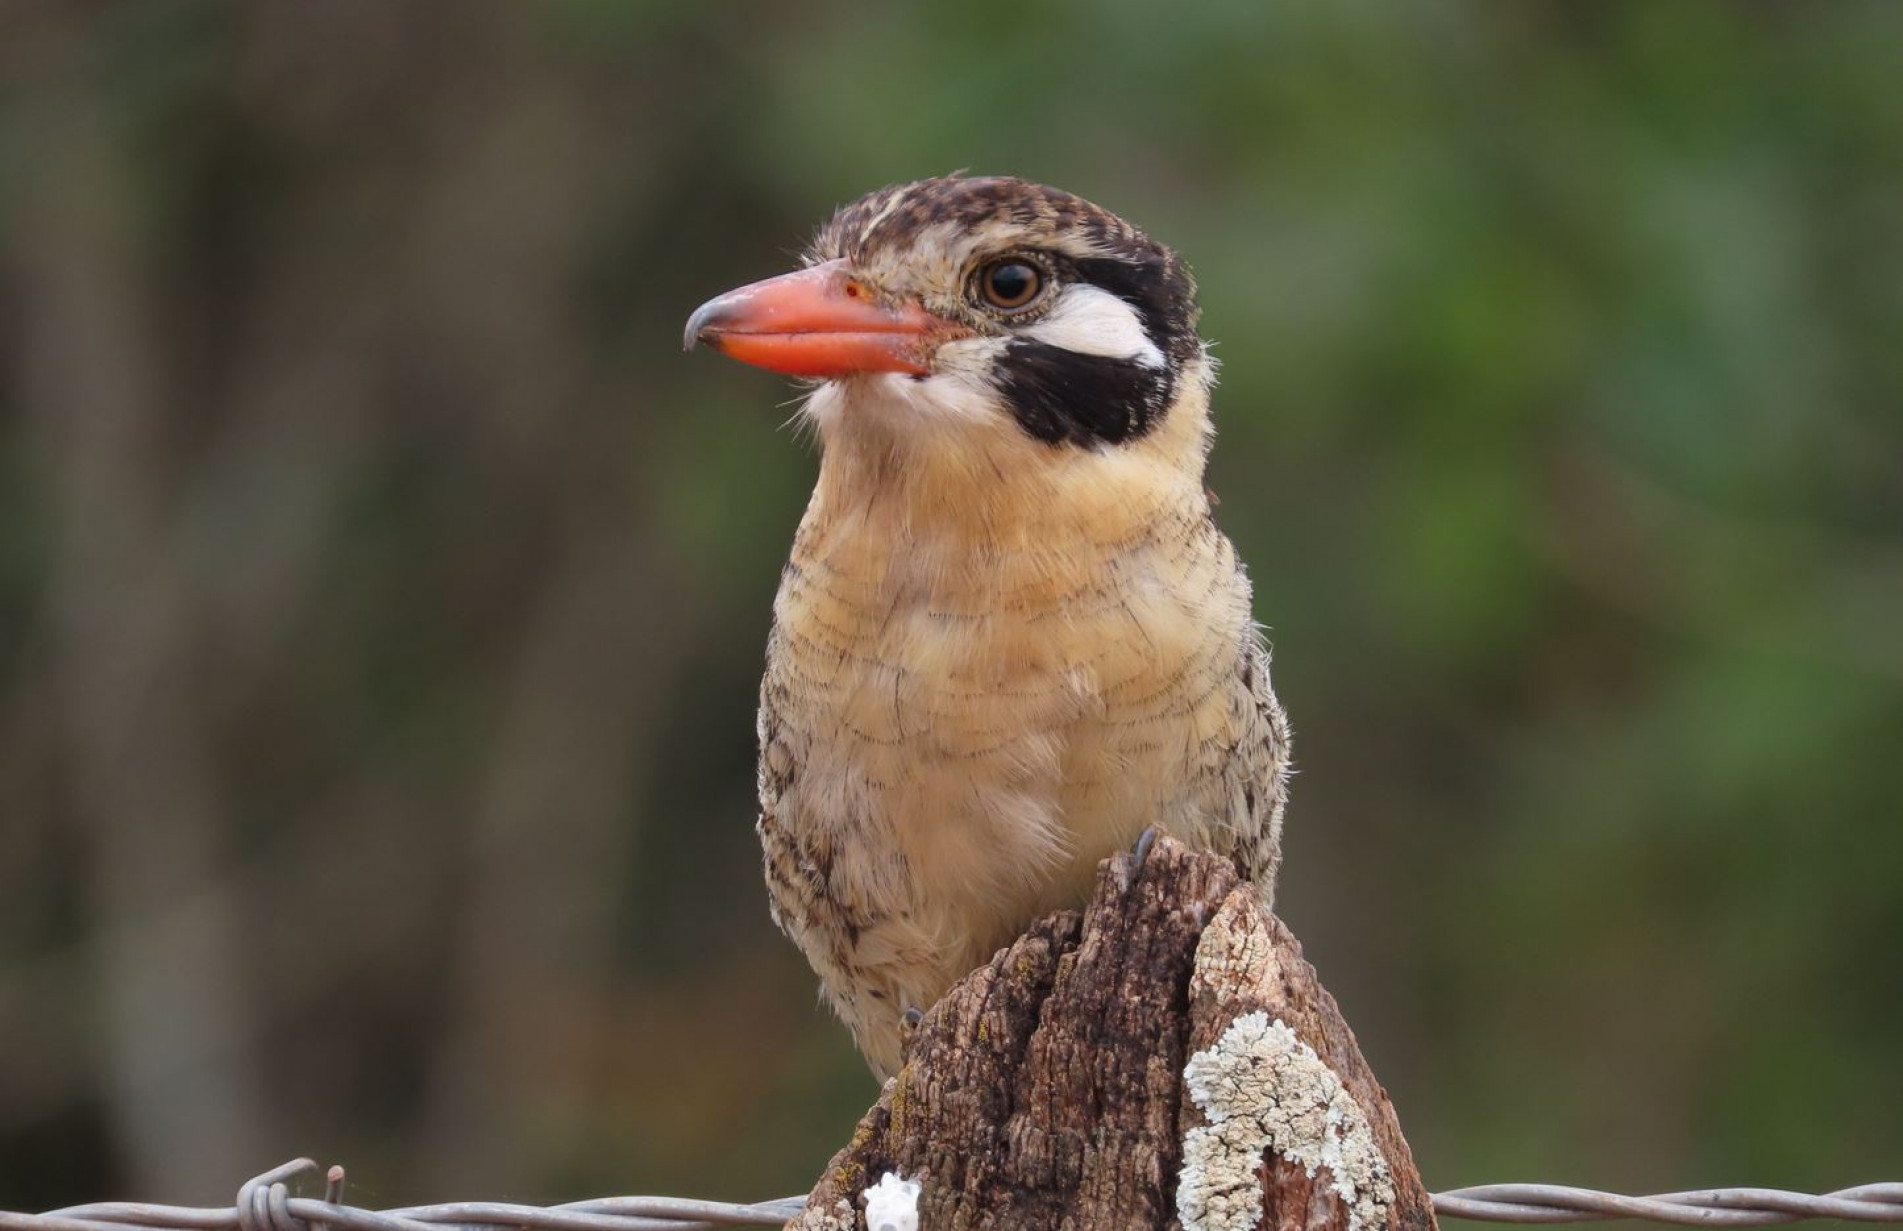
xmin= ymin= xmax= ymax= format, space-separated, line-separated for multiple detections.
xmin=1 ymin=0 xmax=1899 ymax=1215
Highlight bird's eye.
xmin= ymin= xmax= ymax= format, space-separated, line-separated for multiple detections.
xmin=977 ymin=259 xmax=1044 ymax=311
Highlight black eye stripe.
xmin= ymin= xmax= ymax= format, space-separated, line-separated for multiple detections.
xmin=1068 ymin=255 xmax=1198 ymax=364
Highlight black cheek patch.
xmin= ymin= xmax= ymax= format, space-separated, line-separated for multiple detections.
xmin=995 ymin=339 xmax=1173 ymax=447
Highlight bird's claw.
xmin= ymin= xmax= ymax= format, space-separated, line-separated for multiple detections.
xmin=898 ymin=1004 xmax=925 ymax=1061
xmin=1132 ymin=825 xmax=1159 ymax=865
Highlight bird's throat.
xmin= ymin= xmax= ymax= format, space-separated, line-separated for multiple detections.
xmin=801 ymin=374 xmax=1216 ymax=574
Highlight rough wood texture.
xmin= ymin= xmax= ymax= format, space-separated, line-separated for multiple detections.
xmin=792 ymin=835 xmax=1436 ymax=1231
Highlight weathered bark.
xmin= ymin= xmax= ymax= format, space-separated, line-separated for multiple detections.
xmin=793 ymin=835 xmax=1436 ymax=1231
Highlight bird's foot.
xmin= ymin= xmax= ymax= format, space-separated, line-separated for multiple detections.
xmin=1116 ymin=825 xmax=1164 ymax=891
xmin=898 ymin=1005 xmax=925 ymax=1059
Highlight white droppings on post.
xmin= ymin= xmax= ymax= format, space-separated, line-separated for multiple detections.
xmin=862 ymin=1172 xmax=920 ymax=1231
xmin=1177 ymin=1012 xmax=1394 ymax=1231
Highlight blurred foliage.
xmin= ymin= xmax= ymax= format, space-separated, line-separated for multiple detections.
xmin=0 ymin=0 xmax=1899 ymax=1213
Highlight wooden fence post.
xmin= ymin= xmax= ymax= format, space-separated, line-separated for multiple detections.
xmin=793 ymin=834 xmax=1437 ymax=1231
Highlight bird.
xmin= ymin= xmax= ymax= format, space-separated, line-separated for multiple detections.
xmin=684 ymin=175 xmax=1291 ymax=1078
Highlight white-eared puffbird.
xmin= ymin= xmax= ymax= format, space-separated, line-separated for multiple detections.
xmin=686 ymin=175 xmax=1291 ymax=1077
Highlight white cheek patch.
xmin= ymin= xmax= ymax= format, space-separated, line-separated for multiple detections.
xmin=1020 ymin=285 xmax=1164 ymax=368
xmin=874 ymin=336 xmax=1011 ymax=428
xmin=886 ymin=340 xmax=1010 ymax=426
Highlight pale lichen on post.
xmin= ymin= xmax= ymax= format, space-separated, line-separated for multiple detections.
xmin=1177 ymin=1011 xmax=1396 ymax=1231
xmin=861 ymin=1172 xmax=920 ymax=1231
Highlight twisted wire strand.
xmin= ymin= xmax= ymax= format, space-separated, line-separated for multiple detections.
xmin=2 ymin=1161 xmax=1898 ymax=1229
xmin=1433 ymin=1184 xmax=1903 ymax=1225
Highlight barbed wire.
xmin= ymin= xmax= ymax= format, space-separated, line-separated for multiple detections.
xmin=1433 ymin=1184 xmax=1903 ymax=1225
xmin=2 ymin=1160 xmax=1899 ymax=1231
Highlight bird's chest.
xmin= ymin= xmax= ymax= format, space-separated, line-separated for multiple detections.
xmin=762 ymin=511 xmax=1241 ymax=926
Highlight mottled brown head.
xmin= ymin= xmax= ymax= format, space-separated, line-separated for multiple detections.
xmin=688 ymin=175 xmax=1206 ymax=448
xmin=812 ymin=176 xmax=1182 ymax=301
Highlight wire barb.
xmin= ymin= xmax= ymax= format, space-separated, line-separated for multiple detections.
xmin=2 ymin=1164 xmax=1898 ymax=1229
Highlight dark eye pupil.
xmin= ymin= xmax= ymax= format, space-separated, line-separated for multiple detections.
xmin=986 ymin=262 xmax=1038 ymax=307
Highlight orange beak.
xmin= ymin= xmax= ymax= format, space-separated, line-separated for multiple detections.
xmin=683 ymin=259 xmax=959 ymax=378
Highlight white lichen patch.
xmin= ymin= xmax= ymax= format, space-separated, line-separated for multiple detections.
xmin=862 ymin=1172 xmax=921 ymax=1231
xmin=1177 ymin=1012 xmax=1394 ymax=1231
